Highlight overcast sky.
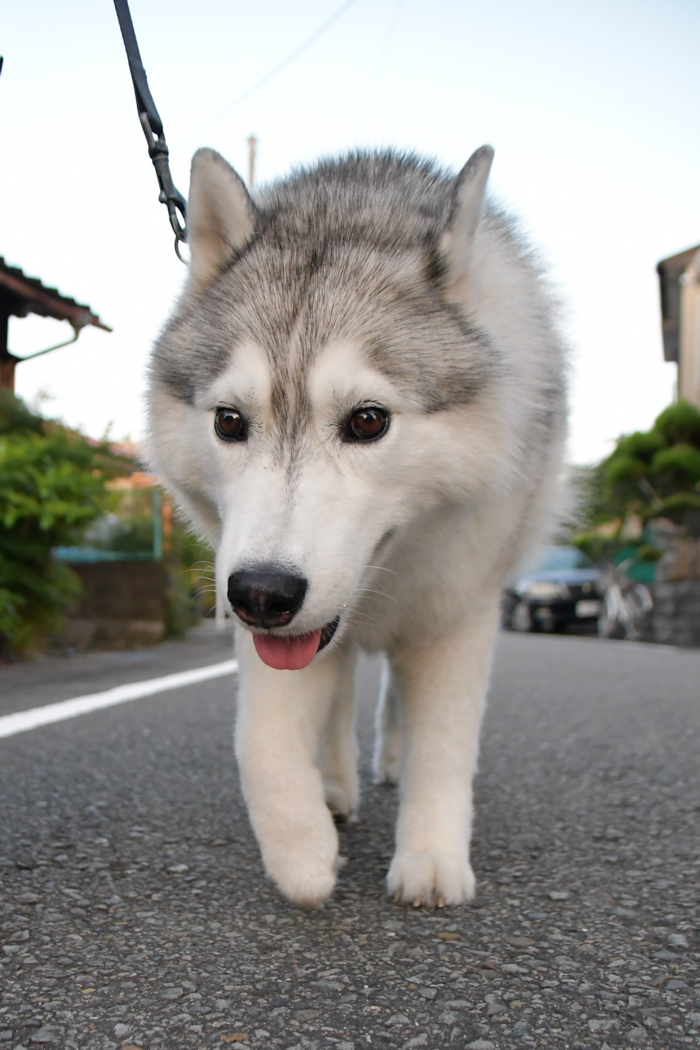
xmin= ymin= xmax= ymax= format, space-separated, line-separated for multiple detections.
xmin=2 ymin=0 xmax=699 ymax=464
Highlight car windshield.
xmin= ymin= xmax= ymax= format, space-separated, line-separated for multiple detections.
xmin=536 ymin=547 xmax=594 ymax=573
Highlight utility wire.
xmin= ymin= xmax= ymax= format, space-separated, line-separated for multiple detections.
xmin=175 ymin=0 xmax=360 ymax=150
xmin=363 ymin=0 xmax=404 ymax=121
xmin=117 ymin=0 xmax=361 ymax=197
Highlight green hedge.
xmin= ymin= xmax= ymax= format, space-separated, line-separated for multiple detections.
xmin=0 ymin=391 xmax=128 ymax=656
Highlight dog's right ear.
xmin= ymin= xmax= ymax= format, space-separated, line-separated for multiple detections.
xmin=441 ymin=145 xmax=494 ymax=301
xmin=187 ymin=148 xmax=257 ymax=292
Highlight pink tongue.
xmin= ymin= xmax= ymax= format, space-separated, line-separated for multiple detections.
xmin=253 ymin=629 xmax=322 ymax=671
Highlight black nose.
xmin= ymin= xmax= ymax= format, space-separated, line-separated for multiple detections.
xmin=227 ymin=567 xmax=308 ymax=628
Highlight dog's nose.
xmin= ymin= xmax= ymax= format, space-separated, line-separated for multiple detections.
xmin=227 ymin=568 xmax=308 ymax=628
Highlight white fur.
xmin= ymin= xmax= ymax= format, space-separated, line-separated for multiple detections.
xmin=147 ymin=147 xmax=567 ymax=909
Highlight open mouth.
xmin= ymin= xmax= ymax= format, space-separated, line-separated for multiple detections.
xmin=318 ymin=616 xmax=340 ymax=651
xmin=252 ymin=616 xmax=340 ymax=671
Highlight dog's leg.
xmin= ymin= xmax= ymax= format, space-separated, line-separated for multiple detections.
xmin=318 ymin=644 xmax=359 ymax=821
xmin=387 ymin=599 xmax=500 ymax=907
xmin=373 ymin=657 xmax=401 ymax=785
xmin=235 ymin=631 xmax=345 ymax=908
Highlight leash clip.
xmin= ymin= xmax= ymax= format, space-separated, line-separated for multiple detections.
xmin=138 ymin=111 xmax=188 ymax=256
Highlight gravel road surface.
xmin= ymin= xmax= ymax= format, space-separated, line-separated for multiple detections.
xmin=0 ymin=629 xmax=698 ymax=1050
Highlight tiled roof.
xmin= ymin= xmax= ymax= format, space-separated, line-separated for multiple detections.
xmin=0 ymin=256 xmax=111 ymax=331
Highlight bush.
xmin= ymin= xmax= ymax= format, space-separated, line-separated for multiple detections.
xmin=0 ymin=391 xmax=128 ymax=656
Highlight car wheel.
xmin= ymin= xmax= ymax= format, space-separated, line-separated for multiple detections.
xmin=512 ymin=602 xmax=534 ymax=632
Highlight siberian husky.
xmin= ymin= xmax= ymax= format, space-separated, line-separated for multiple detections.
xmin=147 ymin=146 xmax=567 ymax=908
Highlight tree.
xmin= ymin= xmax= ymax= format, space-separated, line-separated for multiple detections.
xmin=574 ymin=401 xmax=700 ymax=562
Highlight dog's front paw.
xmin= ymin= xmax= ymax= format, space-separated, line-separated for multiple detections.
xmin=261 ymin=819 xmax=339 ymax=909
xmin=387 ymin=850 xmax=475 ymax=908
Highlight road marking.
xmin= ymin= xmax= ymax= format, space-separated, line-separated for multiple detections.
xmin=0 ymin=659 xmax=239 ymax=740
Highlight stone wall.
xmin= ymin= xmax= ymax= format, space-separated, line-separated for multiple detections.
xmin=653 ymin=580 xmax=700 ymax=647
xmin=649 ymin=522 xmax=700 ymax=647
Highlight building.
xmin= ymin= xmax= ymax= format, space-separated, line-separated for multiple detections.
xmin=0 ymin=256 xmax=110 ymax=391
xmin=657 ymin=244 xmax=700 ymax=407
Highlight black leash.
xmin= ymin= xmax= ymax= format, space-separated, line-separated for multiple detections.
xmin=112 ymin=0 xmax=187 ymax=261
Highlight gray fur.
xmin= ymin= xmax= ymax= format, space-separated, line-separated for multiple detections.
xmin=150 ymin=151 xmax=533 ymax=419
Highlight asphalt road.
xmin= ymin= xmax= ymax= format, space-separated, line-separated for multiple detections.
xmin=0 ymin=627 xmax=698 ymax=1050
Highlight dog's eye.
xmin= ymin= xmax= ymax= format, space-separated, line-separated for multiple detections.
xmin=215 ymin=407 xmax=247 ymax=442
xmin=344 ymin=406 xmax=390 ymax=443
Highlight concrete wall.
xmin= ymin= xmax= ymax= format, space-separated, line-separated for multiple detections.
xmin=59 ymin=561 xmax=168 ymax=649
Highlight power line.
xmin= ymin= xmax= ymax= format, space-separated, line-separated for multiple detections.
xmin=176 ymin=0 xmax=361 ymax=150
xmin=363 ymin=0 xmax=404 ymax=120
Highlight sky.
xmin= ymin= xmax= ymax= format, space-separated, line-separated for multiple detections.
xmin=2 ymin=0 xmax=699 ymax=464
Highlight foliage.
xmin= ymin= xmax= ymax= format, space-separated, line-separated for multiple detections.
xmin=86 ymin=487 xmax=215 ymax=637
xmin=164 ymin=525 xmax=215 ymax=638
xmin=573 ymin=400 xmax=700 ymax=563
xmin=85 ymin=487 xmax=155 ymax=556
xmin=0 ymin=390 xmax=129 ymax=656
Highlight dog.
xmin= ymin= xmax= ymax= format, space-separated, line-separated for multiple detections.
xmin=147 ymin=145 xmax=567 ymax=908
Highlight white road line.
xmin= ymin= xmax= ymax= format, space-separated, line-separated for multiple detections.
xmin=0 ymin=659 xmax=239 ymax=740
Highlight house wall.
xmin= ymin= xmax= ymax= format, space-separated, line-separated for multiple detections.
xmin=679 ymin=250 xmax=700 ymax=407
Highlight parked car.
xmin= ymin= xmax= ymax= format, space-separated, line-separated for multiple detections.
xmin=503 ymin=546 xmax=602 ymax=632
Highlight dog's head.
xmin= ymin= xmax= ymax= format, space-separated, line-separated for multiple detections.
xmin=148 ymin=147 xmax=516 ymax=668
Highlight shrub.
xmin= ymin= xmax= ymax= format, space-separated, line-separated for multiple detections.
xmin=0 ymin=391 xmax=128 ymax=656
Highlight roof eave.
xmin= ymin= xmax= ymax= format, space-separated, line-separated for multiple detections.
xmin=0 ymin=267 xmax=111 ymax=332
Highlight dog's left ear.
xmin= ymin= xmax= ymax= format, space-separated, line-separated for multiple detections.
xmin=441 ymin=145 xmax=494 ymax=299
xmin=187 ymin=148 xmax=257 ymax=292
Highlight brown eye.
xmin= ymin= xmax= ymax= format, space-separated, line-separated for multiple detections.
xmin=215 ymin=407 xmax=247 ymax=442
xmin=344 ymin=406 xmax=390 ymax=443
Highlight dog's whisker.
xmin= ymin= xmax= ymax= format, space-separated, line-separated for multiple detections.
xmin=364 ymin=564 xmax=398 ymax=576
